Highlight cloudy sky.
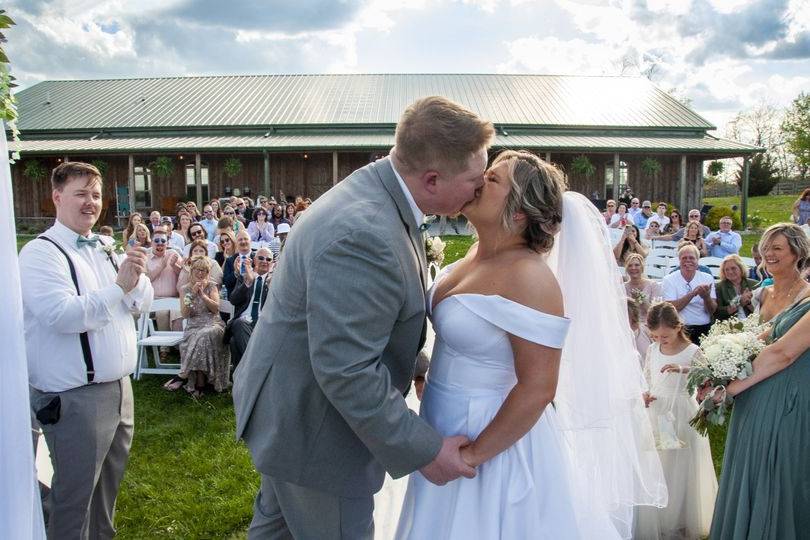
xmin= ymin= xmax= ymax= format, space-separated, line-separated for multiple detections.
xmin=5 ymin=0 xmax=810 ymax=134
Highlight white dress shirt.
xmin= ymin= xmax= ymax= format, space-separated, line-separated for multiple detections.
xmin=390 ymin=161 xmax=425 ymax=228
xmin=704 ymin=230 xmax=742 ymax=258
xmin=662 ymin=269 xmax=716 ymax=326
xmin=19 ymin=220 xmax=154 ymax=392
xmin=240 ymin=272 xmax=270 ymax=323
xmin=168 ymin=231 xmax=185 ymax=252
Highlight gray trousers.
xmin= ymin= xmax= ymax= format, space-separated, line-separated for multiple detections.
xmin=228 ymin=318 xmax=254 ymax=370
xmin=249 ymin=474 xmax=374 ymax=540
xmin=30 ymin=377 xmax=134 ymax=540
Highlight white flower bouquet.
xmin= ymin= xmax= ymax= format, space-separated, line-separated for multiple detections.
xmin=425 ymin=236 xmax=446 ymax=266
xmin=686 ymin=316 xmax=767 ymax=435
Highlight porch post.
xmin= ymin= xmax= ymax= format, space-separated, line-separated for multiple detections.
xmin=127 ymin=155 xmax=136 ymax=216
xmin=545 ymin=152 xmax=551 ymax=163
xmin=741 ymin=155 xmax=751 ymax=228
xmin=679 ymin=155 xmax=687 ymax=213
xmin=332 ymin=151 xmax=339 ymax=186
xmin=695 ymin=159 xmax=704 ymax=211
xmin=612 ymin=152 xmax=620 ymax=200
xmin=194 ymin=153 xmax=202 ymax=207
xmin=263 ymin=150 xmax=271 ymax=195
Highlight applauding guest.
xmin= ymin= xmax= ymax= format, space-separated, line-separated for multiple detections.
xmin=247 ymin=208 xmax=275 ymax=242
xmin=705 ymin=216 xmax=742 ymax=258
xmin=215 ymin=229 xmax=237 ymax=269
xmin=224 ymin=247 xmax=274 ymax=368
xmin=176 ymin=257 xmax=230 ymax=397
xmin=177 ymin=240 xmax=223 ymax=292
xmin=122 ymin=212 xmax=143 ymax=245
xmin=662 ymin=244 xmax=717 ymax=343
xmin=223 ymin=230 xmax=254 ymax=297
xmin=624 ymin=253 xmax=662 ymax=321
xmin=128 ymin=222 xmax=151 ymax=248
xmin=715 ymin=254 xmax=758 ymax=321
xmin=644 ymin=220 xmax=663 ymax=242
xmin=20 ymin=162 xmax=153 ymax=538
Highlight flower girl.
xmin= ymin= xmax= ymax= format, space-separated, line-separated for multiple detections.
xmin=635 ymin=302 xmax=718 ymax=539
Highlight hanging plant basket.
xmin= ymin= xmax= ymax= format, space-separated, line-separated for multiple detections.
xmin=151 ymin=156 xmax=175 ymax=178
xmin=22 ymin=159 xmax=47 ymax=182
xmin=640 ymin=157 xmax=662 ymax=177
xmin=707 ymin=161 xmax=724 ymax=176
xmin=570 ymin=155 xmax=596 ymax=177
xmin=90 ymin=159 xmax=110 ymax=177
xmin=223 ymin=157 xmax=242 ymax=178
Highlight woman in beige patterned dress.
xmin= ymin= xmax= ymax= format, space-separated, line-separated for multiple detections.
xmin=179 ymin=257 xmax=230 ymax=397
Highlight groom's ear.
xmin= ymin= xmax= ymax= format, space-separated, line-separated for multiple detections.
xmin=421 ymin=170 xmax=441 ymax=194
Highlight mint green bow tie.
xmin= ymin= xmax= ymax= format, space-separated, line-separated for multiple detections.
xmin=76 ymin=234 xmax=100 ymax=249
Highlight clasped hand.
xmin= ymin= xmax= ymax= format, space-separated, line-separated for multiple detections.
xmin=420 ymin=435 xmax=477 ymax=486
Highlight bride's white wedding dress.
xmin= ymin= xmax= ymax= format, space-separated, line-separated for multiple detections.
xmin=394 ymin=261 xmax=620 ymax=539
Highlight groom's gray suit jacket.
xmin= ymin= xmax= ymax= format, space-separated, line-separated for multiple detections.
xmin=233 ymin=157 xmax=443 ymax=497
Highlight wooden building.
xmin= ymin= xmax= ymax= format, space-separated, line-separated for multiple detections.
xmin=9 ymin=74 xmax=761 ymax=224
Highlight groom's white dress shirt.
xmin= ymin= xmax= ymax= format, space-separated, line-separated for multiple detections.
xmin=390 ymin=161 xmax=425 ymax=227
xmin=19 ymin=220 xmax=153 ymax=392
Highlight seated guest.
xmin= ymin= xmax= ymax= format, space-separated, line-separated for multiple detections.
xmin=128 ymin=222 xmax=151 ymax=248
xmin=224 ymin=247 xmax=274 ymax=368
xmin=147 ymin=210 xmax=161 ymax=235
xmin=285 ymin=202 xmax=297 ymax=225
xmin=98 ymin=225 xmax=114 ymax=237
xmin=222 ymin=205 xmax=245 ymax=232
xmin=680 ymin=222 xmax=709 ymax=257
xmin=177 ymin=240 xmax=223 ymax=292
xmin=161 ymin=216 xmax=185 ymax=252
xmin=122 ymin=212 xmax=142 ymax=245
xmin=269 ymin=204 xmax=290 ymax=228
xmin=627 ymin=297 xmax=652 ymax=367
xmin=609 ymin=202 xmax=635 ymax=228
xmin=628 ymin=197 xmax=642 ymax=220
xmin=613 ymin=224 xmax=647 ymax=264
xmin=665 ymin=209 xmax=710 ymax=240
xmin=199 ymin=205 xmax=219 ymax=241
xmin=247 ymin=208 xmax=275 ymax=242
xmin=183 ymin=222 xmax=218 ymax=258
xmin=185 ymin=201 xmax=201 ymax=221
xmin=274 ymin=222 xmax=291 ymax=254
xmin=715 ymin=254 xmax=758 ymax=321
xmin=705 ymin=216 xmax=742 ymax=258
xmin=215 ymin=229 xmax=237 ymax=269
xmin=624 ymin=252 xmax=662 ymax=321
xmin=669 ymin=240 xmax=714 ymax=276
xmin=223 ymin=230 xmax=254 ymax=297
xmin=646 ymin=203 xmax=670 ymax=230
xmin=146 ymin=227 xmax=182 ymax=355
xmin=603 ymin=199 xmax=616 ymax=225
xmin=644 ymin=220 xmax=663 ymax=242
xmin=663 ymin=210 xmax=683 ymax=235
xmin=748 ymin=242 xmax=771 ymax=282
xmin=177 ymin=213 xmax=193 ymax=243
xmin=209 ymin=199 xmax=222 ymax=219
xmin=662 ymin=244 xmax=717 ymax=343
xmin=169 ymin=257 xmax=230 ymax=397
xmin=635 ymin=200 xmax=653 ymax=229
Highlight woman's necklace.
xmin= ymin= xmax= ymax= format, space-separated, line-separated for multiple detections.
xmin=770 ymin=278 xmax=806 ymax=303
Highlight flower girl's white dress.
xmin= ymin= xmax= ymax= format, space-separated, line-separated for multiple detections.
xmin=395 ymin=263 xmax=620 ymax=539
xmin=634 ymin=342 xmax=718 ymax=539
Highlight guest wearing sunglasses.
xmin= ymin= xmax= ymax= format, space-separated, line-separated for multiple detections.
xmin=222 ymin=204 xmax=245 ymax=233
xmin=183 ymin=223 xmax=218 ymax=258
xmin=215 ymin=229 xmax=237 ymax=269
xmin=224 ymin=247 xmax=274 ymax=368
xmin=247 ymin=208 xmax=275 ymax=242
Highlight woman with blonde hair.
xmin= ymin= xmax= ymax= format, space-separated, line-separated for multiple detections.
xmin=127 ymin=222 xmax=151 ymax=248
xmin=715 ymin=254 xmax=758 ymax=320
xmin=175 ymin=256 xmax=230 ymax=397
xmin=623 ymin=252 xmax=661 ymax=321
xmin=682 ymin=222 xmax=708 ymax=257
xmin=215 ymin=229 xmax=237 ymax=269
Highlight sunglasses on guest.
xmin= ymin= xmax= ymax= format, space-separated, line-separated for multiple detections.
xmin=224 ymin=211 xmax=235 ymax=215
xmin=153 ymin=237 xmax=167 ymax=244
xmin=255 ymin=255 xmax=272 ymax=262
xmin=190 ymin=229 xmax=205 ymax=237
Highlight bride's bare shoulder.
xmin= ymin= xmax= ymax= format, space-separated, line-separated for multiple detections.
xmin=499 ymin=252 xmax=563 ymax=317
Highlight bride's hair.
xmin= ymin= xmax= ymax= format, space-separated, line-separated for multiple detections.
xmin=492 ymin=150 xmax=567 ymax=253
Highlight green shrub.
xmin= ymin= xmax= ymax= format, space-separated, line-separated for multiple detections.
xmin=705 ymin=206 xmax=742 ymax=230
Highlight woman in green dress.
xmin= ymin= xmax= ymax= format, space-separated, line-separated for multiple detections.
xmin=710 ymin=223 xmax=810 ymax=539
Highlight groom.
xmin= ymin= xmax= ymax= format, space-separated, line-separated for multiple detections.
xmin=233 ymin=96 xmax=494 ymax=539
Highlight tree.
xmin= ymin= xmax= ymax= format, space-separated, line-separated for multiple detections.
xmin=782 ymin=92 xmax=810 ymax=181
xmin=726 ymin=101 xmax=792 ymax=182
xmin=736 ymin=153 xmax=779 ymax=196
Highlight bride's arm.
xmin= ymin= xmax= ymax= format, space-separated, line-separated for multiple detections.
xmin=460 ymin=258 xmax=563 ymax=468
xmin=460 ymin=336 xmax=561 ymax=468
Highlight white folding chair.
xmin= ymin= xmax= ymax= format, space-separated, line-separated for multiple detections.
xmin=740 ymin=256 xmax=756 ymax=268
xmin=134 ymin=297 xmax=184 ymax=380
xmin=651 ymin=239 xmax=679 ymax=251
xmin=648 ymin=247 xmax=677 ymax=260
xmin=700 ymin=257 xmax=724 ymax=279
xmin=644 ymin=265 xmax=668 ymax=280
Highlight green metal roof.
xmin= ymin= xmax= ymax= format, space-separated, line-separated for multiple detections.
xmin=16 ymin=74 xmax=715 ymax=132
xmin=9 ymin=132 xmax=758 ymax=155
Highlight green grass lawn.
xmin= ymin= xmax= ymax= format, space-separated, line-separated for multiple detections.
xmin=19 ymin=193 xmax=796 ymax=537
xmin=704 ymin=194 xmax=797 ymax=228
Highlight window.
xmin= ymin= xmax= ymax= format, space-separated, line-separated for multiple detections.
xmin=604 ymin=160 xmax=628 ymax=199
xmin=185 ymin=163 xmax=209 ymax=201
xmin=134 ymin=166 xmax=152 ymax=208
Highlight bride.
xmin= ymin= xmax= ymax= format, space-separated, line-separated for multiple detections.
xmin=394 ymin=150 xmax=667 ymax=539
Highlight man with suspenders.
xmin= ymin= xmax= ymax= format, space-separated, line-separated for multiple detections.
xmin=19 ymin=162 xmax=153 ymax=539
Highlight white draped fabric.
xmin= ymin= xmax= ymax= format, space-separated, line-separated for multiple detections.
xmin=0 ymin=130 xmax=46 ymax=538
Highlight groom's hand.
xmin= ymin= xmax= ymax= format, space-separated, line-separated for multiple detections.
xmin=420 ymin=435 xmax=476 ymax=485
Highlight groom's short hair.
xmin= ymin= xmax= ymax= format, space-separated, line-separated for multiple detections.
xmin=51 ymin=161 xmax=102 ymax=191
xmin=393 ymin=96 xmax=494 ymax=176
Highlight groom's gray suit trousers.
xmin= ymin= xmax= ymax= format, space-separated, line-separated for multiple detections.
xmin=249 ymin=474 xmax=374 ymax=540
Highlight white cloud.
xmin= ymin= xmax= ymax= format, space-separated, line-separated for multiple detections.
xmin=499 ymin=36 xmax=622 ymax=75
